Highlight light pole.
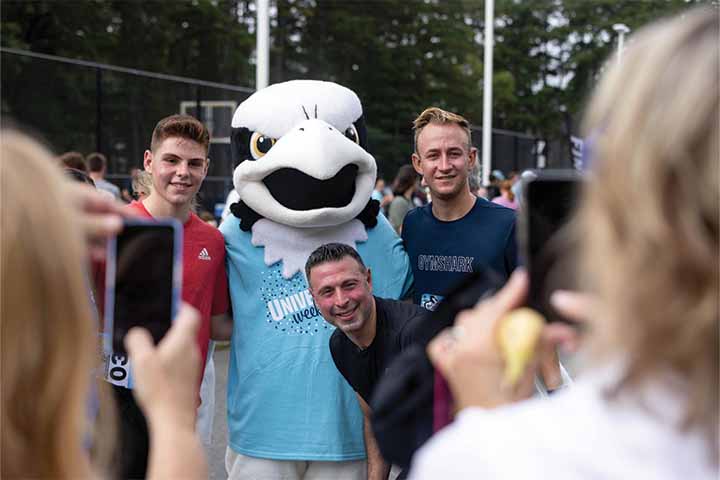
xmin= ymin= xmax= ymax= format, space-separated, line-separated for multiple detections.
xmin=256 ymin=0 xmax=270 ymax=90
xmin=481 ymin=0 xmax=495 ymax=186
xmin=613 ymin=23 xmax=630 ymax=65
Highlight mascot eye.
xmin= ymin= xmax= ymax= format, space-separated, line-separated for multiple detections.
xmin=250 ymin=132 xmax=277 ymax=160
xmin=344 ymin=125 xmax=359 ymax=144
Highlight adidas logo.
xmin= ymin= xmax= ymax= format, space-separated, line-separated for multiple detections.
xmin=198 ymin=248 xmax=211 ymax=261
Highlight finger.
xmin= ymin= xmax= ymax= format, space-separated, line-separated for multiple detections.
xmin=89 ymin=244 xmax=108 ymax=263
xmin=476 ymin=270 xmax=530 ymax=342
xmin=538 ymin=348 xmax=562 ymax=390
xmin=125 ymin=327 xmax=155 ymax=364
xmin=542 ymin=322 xmax=582 ymax=353
xmin=71 ymin=183 xmax=129 ymax=213
xmin=79 ymin=213 xmax=124 ymax=239
xmin=486 ymin=269 xmax=529 ymax=316
xmin=513 ymin=358 xmax=539 ymax=399
xmin=158 ymin=304 xmax=201 ymax=354
xmin=453 ymin=309 xmax=477 ymax=329
xmin=456 ymin=270 xmax=529 ymax=334
xmin=550 ymin=290 xmax=594 ymax=324
xmin=426 ymin=329 xmax=455 ymax=374
xmin=68 ymin=184 xmax=122 ymax=213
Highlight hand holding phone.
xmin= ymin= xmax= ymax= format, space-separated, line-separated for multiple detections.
xmin=104 ymin=219 xmax=182 ymax=357
xmin=67 ymin=182 xmax=132 ymax=261
xmin=125 ymin=303 xmax=200 ymax=428
xmin=519 ymin=170 xmax=582 ymax=324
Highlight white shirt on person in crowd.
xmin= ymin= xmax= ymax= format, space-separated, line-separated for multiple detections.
xmin=409 ymin=363 xmax=716 ymax=480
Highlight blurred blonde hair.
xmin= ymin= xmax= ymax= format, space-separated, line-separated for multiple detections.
xmin=1 ymin=130 xmax=114 ymax=478
xmin=498 ymin=180 xmax=515 ymax=202
xmin=132 ymin=169 xmax=153 ymax=200
xmin=580 ymin=9 xmax=718 ymax=458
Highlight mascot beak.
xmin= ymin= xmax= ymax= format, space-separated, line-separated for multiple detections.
xmin=234 ymin=118 xmax=377 ymax=227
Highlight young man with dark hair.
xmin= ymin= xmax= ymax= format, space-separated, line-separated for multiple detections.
xmin=404 ymin=107 xmax=518 ymax=311
xmin=87 ymin=152 xmax=121 ymax=199
xmin=107 ymin=114 xmax=231 ymax=479
xmin=306 ymin=243 xmax=428 ymax=480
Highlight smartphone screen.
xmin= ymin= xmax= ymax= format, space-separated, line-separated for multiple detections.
xmin=520 ymin=171 xmax=582 ymax=323
xmin=105 ymin=220 xmax=181 ymax=355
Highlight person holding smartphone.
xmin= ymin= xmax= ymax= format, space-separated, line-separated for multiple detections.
xmin=410 ymin=9 xmax=718 ymax=479
xmin=1 ymin=129 xmax=208 ymax=480
xmin=107 ymin=114 xmax=230 ymax=479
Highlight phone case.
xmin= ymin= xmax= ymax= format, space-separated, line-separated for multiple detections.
xmin=102 ymin=218 xmax=182 ymax=388
xmin=519 ymin=169 xmax=583 ymax=324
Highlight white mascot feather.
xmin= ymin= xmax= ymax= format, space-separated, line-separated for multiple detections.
xmin=220 ymin=80 xmax=413 ymax=462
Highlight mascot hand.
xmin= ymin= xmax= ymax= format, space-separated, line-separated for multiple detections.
xmin=355 ymin=199 xmax=380 ymax=229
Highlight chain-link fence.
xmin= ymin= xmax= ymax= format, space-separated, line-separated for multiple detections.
xmin=1 ymin=47 xmax=253 ymax=214
xmin=470 ymin=126 xmax=575 ymax=181
xmin=3 ymin=48 xmax=576 ymax=212
xmin=471 ymin=126 xmax=538 ymax=177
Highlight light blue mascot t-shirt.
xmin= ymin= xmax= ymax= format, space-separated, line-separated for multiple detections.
xmin=221 ymin=213 xmax=413 ymax=460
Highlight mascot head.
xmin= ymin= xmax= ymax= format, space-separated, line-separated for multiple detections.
xmin=230 ymin=80 xmax=378 ymax=230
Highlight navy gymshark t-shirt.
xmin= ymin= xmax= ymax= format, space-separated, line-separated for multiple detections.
xmin=401 ymin=197 xmax=517 ymax=309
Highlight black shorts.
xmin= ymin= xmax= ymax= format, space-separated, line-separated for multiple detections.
xmin=112 ymin=385 xmax=149 ymax=480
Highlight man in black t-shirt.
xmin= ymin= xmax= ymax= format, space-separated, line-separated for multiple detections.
xmin=306 ymin=243 xmax=428 ymax=480
xmin=328 ymin=296 xmax=427 ymax=403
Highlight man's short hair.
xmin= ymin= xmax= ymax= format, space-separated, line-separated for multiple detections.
xmin=305 ymin=243 xmax=367 ymax=284
xmin=412 ymin=107 xmax=472 ymax=152
xmin=58 ymin=151 xmax=87 ymax=172
xmin=86 ymin=152 xmax=107 ymax=173
xmin=150 ymin=114 xmax=210 ymax=154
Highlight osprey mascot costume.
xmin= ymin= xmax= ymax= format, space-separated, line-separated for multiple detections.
xmin=220 ymin=80 xmax=413 ymax=467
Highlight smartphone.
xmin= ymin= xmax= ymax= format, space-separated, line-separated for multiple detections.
xmin=104 ymin=219 xmax=182 ymax=356
xmin=519 ymin=170 xmax=582 ymax=323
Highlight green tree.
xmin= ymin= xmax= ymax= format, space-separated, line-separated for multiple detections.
xmin=2 ymin=0 xmax=714 ymax=176
xmin=491 ymin=0 xmax=708 ymax=139
xmin=1 ymin=0 xmax=254 ymax=155
xmin=270 ymin=0 xmax=488 ymax=177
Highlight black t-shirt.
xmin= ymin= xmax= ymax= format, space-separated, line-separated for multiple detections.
xmin=329 ymin=296 xmax=429 ymax=404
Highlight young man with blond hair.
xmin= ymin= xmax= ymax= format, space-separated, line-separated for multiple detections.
xmin=400 ymin=107 xmax=520 ymax=431
xmin=403 ymin=108 xmax=568 ymax=430
xmin=403 ymin=107 xmax=517 ymax=312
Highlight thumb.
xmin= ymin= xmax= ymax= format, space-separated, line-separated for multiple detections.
xmin=158 ymin=304 xmax=201 ymax=353
xmin=489 ymin=269 xmax=529 ymax=314
xmin=125 ymin=327 xmax=155 ymax=365
xmin=426 ymin=329 xmax=455 ymax=376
